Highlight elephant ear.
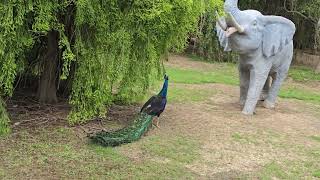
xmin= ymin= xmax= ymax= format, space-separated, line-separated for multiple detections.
xmin=215 ymin=17 xmax=231 ymax=52
xmin=260 ymin=16 xmax=296 ymax=58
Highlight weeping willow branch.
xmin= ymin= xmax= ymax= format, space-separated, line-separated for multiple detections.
xmin=0 ymin=98 xmax=10 ymax=135
xmin=0 ymin=0 xmax=224 ymax=130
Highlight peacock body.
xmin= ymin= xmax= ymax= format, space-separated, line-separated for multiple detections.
xmin=90 ymin=75 xmax=169 ymax=147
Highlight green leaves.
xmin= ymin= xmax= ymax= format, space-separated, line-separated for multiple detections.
xmin=0 ymin=0 xmax=223 ymax=127
xmin=0 ymin=99 xmax=10 ymax=136
xmin=69 ymin=0 xmax=216 ymax=124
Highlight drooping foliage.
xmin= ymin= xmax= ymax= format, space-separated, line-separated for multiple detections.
xmin=0 ymin=0 xmax=223 ymax=133
xmin=0 ymin=99 xmax=10 ymax=135
xmin=69 ymin=0 xmax=208 ymax=123
xmin=188 ymin=0 xmax=237 ymax=62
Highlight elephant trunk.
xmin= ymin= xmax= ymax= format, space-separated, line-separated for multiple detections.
xmin=224 ymin=0 xmax=240 ymax=16
xmin=222 ymin=0 xmax=244 ymax=36
xmin=226 ymin=12 xmax=244 ymax=34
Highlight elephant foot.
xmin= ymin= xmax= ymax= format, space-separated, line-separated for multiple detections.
xmin=263 ymin=100 xmax=275 ymax=109
xmin=240 ymin=99 xmax=246 ymax=106
xmin=241 ymin=110 xmax=256 ymax=116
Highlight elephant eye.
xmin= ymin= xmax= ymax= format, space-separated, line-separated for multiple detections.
xmin=253 ymin=20 xmax=257 ymax=26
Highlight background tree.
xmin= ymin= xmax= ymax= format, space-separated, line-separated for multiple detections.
xmin=0 ymin=0 xmax=223 ymax=134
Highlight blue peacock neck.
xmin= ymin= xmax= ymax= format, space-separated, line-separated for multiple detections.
xmin=159 ymin=79 xmax=168 ymax=97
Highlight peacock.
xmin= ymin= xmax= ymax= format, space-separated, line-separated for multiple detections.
xmin=140 ymin=75 xmax=168 ymax=128
xmin=89 ymin=75 xmax=169 ymax=147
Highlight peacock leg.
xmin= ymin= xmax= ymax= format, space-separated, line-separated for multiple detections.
xmin=152 ymin=117 xmax=160 ymax=128
xmin=156 ymin=118 xmax=160 ymax=128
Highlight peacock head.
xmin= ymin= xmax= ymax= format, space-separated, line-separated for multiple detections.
xmin=164 ymin=74 xmax=169 ymax=80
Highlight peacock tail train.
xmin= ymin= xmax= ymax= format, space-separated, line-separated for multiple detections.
xmin=89 ymin=113 xmax=154 ymax=147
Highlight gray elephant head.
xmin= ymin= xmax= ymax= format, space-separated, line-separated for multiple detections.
xmin=216 ymin=0 xmax=296 ymax=58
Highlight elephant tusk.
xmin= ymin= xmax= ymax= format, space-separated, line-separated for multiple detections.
xmin=226 ymin=12 xmax=245 ymax=33
xmin=226 ymin=27 xmax=238 ymax=37
xmin=215 ymin=11 xmax=227 ymax=31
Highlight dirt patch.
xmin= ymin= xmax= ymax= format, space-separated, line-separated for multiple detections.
xmin=6 ymin=94 xmax=140 ymax=135
xmin=104 ymin=55 xmax=320 ymax=177
xmin=166 ymin=54 xmax=218 ymax=71
xmin=145 ymin=81 xmax=320 ymax=177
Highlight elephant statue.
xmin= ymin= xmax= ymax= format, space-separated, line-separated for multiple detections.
xmin=216 ymin=0 xmax=296 ymax=115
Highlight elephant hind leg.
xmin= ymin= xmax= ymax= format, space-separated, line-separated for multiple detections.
xmin=259 ymin=75 xmax=272 ymax=101
xmin=263 ymin=71 xmax=288 ymax=109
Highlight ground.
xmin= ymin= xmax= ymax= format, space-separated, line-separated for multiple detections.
xmin=1 ymin=54 xmax=320 ymax=179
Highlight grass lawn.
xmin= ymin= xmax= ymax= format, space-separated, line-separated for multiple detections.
xmin=1 ymin=54 xmax=320 ymax=179
xmin=165 ymin=59 xmax=320 ymax=105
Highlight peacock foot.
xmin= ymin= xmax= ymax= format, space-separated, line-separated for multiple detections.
xmin=152 ymin=118 xmax=160 ymax=128
xmin=263 ymin=100 xmax=275 ymax=109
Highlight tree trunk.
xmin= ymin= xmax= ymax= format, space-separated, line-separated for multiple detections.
xmin=38 ymin=31 xmax=59 ymax=104
xmin=315 ymin=18 xmax=320 ymax=51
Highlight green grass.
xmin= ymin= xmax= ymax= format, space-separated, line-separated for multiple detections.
xmin=0 ymin=169 xmax=4 ymax=178
xmin=168 ymin=86 xmax=215 ymax=103
xmin=0 ymin=128 xmax=198 ymax=179
xmin=309 ymin=149 xmax=320 ymax=158
xmin=231 ymin=130 xmax=288 ymax=147
xmin=289 ymin=66 xmax=320 ymax=81
xmin=311 ymin=136 xmax=320 ymax=143
xmin=313 ymin=170 xmax=320 ymax=178
xmin=2 ymin=55 xmax=320 ymax=179
xmin=250 ymin=140 xmax=320 ymax=179
xmin=258 ymin=162 xmax=288 ymax=180
xmin=166 ymin=66 xmax=239 ymax=86
xmin=232 ymin=133 xmax=259 ymax=145
xmin=106 ymin=161 xmax=196 ymax=179
xmin=257 ymin=160 xmax=320 ymax=179
xmin=166 ymin=62 xmax=320 ymax=104
xmin=280 ymin=87 xmax=320 ymax=104
xmin=141 ymin=135 xmax=200 ymax=164
xmin=164 ymin=64 xmax=320 ymax=106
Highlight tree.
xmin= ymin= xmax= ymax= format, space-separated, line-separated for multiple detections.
xmin=0 ymin=0 xmax=222 ymax=134
xmin=187 ymin=0 xmax=236 ymax=62
xmin=0 ymin=99 xmax=10 ymax=135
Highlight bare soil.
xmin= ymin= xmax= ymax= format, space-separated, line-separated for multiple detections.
xmin=7 ymin=93 xmax=140 ymax=135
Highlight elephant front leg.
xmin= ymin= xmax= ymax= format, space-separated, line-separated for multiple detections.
xmin=239 ymin=68 xmax=250 ymax=107
xmin=242 ymin=70 xmax=269 ymax=115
